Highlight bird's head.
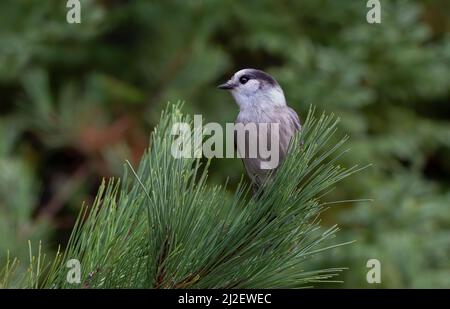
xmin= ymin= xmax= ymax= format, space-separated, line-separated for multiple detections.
xmin=218 ymin=68 xmax=286 ymax=110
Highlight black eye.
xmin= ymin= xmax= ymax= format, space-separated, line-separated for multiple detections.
xmin=239 ymin=76 xmax=249 ymax=84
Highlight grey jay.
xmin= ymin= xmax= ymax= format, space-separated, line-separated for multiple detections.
xmin=218 ymin=68 xmax=301 ymax=192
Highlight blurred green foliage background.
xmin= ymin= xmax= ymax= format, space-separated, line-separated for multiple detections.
xmin=0 ymin=0 xmax=449 ymax=288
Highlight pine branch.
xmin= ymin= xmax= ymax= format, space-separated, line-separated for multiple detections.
xmin=1 ymin=103 xmax=360 ymax=288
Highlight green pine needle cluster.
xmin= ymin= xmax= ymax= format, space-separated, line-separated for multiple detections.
xmin=1 ymin=104 xmax=360 ymax=288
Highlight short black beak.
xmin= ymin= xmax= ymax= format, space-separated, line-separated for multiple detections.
xmin=217 ymin=81 xmax=234 ymax=90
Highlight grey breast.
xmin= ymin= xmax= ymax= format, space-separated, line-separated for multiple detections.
xmin=236 ymin=106 xmax=301 ymax=187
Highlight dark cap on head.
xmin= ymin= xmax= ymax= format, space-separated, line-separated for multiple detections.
xmin=217 ymin=68 xmax=279 ymax=90
xmin=243 ymin=69 xmax=278 ymax=87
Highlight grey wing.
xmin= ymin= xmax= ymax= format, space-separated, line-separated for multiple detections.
xmin=235 ymin=115 xmax=269 ymax=187
xmin=275 ymin=106 xmax=302 ymax=166
xmin=235 ymin=108 xmax=301 ymax=188
xmin=287 ymin=106 xmax=301 ymax=131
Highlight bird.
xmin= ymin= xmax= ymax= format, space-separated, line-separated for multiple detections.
xmin=218 ymin=68 xmax=301 ymax=193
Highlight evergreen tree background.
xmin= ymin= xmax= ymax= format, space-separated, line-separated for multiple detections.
xmin=0 ymin=0 xmax=449 ymax=288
